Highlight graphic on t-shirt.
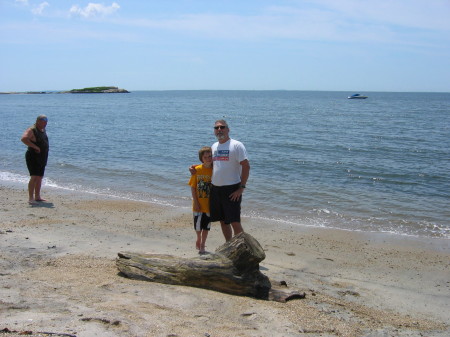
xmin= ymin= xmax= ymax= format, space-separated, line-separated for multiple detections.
xmin=214 ymin=149 xmax=229 ymax=161
xmin=197 ymin=175 xmax=211 ymax=199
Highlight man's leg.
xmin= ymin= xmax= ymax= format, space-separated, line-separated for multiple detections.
xmin=34 ymin=176 xmax=43 ymax=200
xmin=28 ymin=176 xmax=38 ymax=202
xmin=231 ymin=222 xmax=244 ymax=236
xmin=220 ymin=221 xmax=233 ymax=241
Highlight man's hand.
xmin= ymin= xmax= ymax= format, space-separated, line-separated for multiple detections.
xmin=229 ymin=188 xmax=244 ymax=202
xmin=189 ymin=165 xmax=197 ymax=175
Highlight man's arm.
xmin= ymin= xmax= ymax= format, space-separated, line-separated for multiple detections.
xmin=229 ymin=159 xmax=250 ymax=202
xmin=189 ymin=165 xmax=197 ymax=175
xmin=21 ymin=128 xmax=40 ymax=153
xmin=239 ymin=159 xmax=250 ymax=187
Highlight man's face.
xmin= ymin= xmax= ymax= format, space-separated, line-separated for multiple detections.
xmin=214 ymin=122 xmax=229 ymax=141
xmin=36 ymin=118 xmax=48 ymax=130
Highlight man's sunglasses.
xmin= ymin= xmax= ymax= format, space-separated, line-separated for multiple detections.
xmin=214 ymin=126 xmax=227 ymax=130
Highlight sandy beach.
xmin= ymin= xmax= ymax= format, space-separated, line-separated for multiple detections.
xmin=1 ymin=184 xmax=449 ymax=337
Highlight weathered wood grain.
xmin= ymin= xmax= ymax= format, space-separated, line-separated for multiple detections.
xmin=116 ymin=232 xmax=305 ymax=302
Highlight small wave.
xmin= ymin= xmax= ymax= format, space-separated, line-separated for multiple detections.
xmin=0 ymin=171 xmax=29 ymax=184
xmin=242 ymin=207 xmax=450 ymax=239
xmin=57 ymin=162 xmax=81 ymax=170
xmin=0 ymin=170 xmax=188 ymax=209
xmin=2 ymin=171 xmax=448 ymax=239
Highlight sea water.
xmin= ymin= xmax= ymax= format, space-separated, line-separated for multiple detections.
xmin=1 ymin=91 xmax=449 ymax=238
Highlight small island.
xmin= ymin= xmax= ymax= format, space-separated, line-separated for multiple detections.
xmin=0 ymin=86 xmax=130 ymax=94
xmin=63 ymin=86 xmax=129 ymax=93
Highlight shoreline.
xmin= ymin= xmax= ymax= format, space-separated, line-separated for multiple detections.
xmin=2 ymin=175 xmax=447 ymax=240
xmin=1 ymin=184 xmax=449 ymax=337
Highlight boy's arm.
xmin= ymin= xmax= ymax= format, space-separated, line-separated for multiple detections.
xmin=190 ymin=186 xmax=201 ymax=212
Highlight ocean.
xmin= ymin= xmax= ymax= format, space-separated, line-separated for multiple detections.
xmin=1 ymin=90 xmax=449 ymax=239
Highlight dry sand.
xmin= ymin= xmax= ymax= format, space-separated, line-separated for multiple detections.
xmin=1 ymin=185 xmax=449 ymax=337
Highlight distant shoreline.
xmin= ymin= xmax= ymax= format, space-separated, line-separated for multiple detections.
xmin=0 ymin=91 xmax=52 ymax=94
xmin=0 ymin=86 xmax=129 ymax=94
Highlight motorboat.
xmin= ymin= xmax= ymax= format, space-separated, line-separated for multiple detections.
xmin=348 ymin=93 xmax=368 ymax=99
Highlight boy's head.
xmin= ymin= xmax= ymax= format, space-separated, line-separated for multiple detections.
xmin=198 ymin=146 xmax=212 ymax=163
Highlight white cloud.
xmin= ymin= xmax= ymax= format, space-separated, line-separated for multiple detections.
xmin=31 ymin=2 xmax=49 ymax=15
xmin=114 ymin=0 xmax=449 ymax=46
xmin=70 ymin=2 xmax=120 ymax=19
xmin=300 ymin=0 xmax=450 ymax=31
xmin=14 ymin=0 xmax=49 ymax=16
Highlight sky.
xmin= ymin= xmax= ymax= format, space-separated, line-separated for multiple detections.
xmin=1 ymin=0 xmax=449 ymax=92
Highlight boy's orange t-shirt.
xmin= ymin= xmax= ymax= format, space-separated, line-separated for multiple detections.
xmin=188 ymin=164 xmax=212 ymax=213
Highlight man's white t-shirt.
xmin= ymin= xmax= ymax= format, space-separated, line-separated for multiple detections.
xmin=211 ymin=138 xmax=248 ymax=186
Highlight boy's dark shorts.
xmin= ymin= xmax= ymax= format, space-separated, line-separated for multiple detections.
xmin=193 ymin=212 xmax=211 ymax=231
xmin=210 ymin=183 xmax=241 ymax=224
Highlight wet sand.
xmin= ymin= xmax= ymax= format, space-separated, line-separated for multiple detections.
xmin=1 ymin=185 xmax=449 ymax=337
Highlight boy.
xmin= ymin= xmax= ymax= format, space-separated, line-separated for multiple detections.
xmin=188 ymin=146 xmax=213 ymax=254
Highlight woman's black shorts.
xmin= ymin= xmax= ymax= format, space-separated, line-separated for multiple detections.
xmin=25 ymin=151 xmax=46 ymax=176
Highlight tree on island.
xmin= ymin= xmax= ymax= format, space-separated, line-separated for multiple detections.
xmin=67 ymin=86 xmax=129 ymax=93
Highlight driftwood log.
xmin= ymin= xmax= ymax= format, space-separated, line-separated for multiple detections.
xmin=116 ymin=232 xmax=305 ymax=302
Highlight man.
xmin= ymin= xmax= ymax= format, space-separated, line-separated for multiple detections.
xmin=209 ymin=119 xmax=250 ymax=241
xmin=21 ymin=115 xmax=49 ymax=205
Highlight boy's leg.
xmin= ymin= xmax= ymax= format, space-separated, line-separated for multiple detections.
xmin=201 ymin=229 xmax=209 ymax=246
xmin=195 ymin=231 xmax=201 ymax=250
xmin=200 ymin=230 xmax=209 ymax=254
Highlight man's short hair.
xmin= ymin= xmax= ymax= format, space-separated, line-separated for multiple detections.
xmin=215 ymin=119 xmax=228 ymax=127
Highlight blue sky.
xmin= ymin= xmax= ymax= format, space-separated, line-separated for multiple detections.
xmin=1 ymin=0 xmax=449 ymax=92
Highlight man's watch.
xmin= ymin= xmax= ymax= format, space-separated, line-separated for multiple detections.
xmin=240 ymin=185 xmax=246 ymax=189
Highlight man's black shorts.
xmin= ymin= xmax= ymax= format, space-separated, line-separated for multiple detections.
xmin=25 ymin=151 xmax=46 ymax=176
xmin=210 ymin=183 xmax=241 ymax=224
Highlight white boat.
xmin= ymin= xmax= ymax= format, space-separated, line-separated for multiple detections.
xmin=348 ymin=93 xmax=368 ymax=99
